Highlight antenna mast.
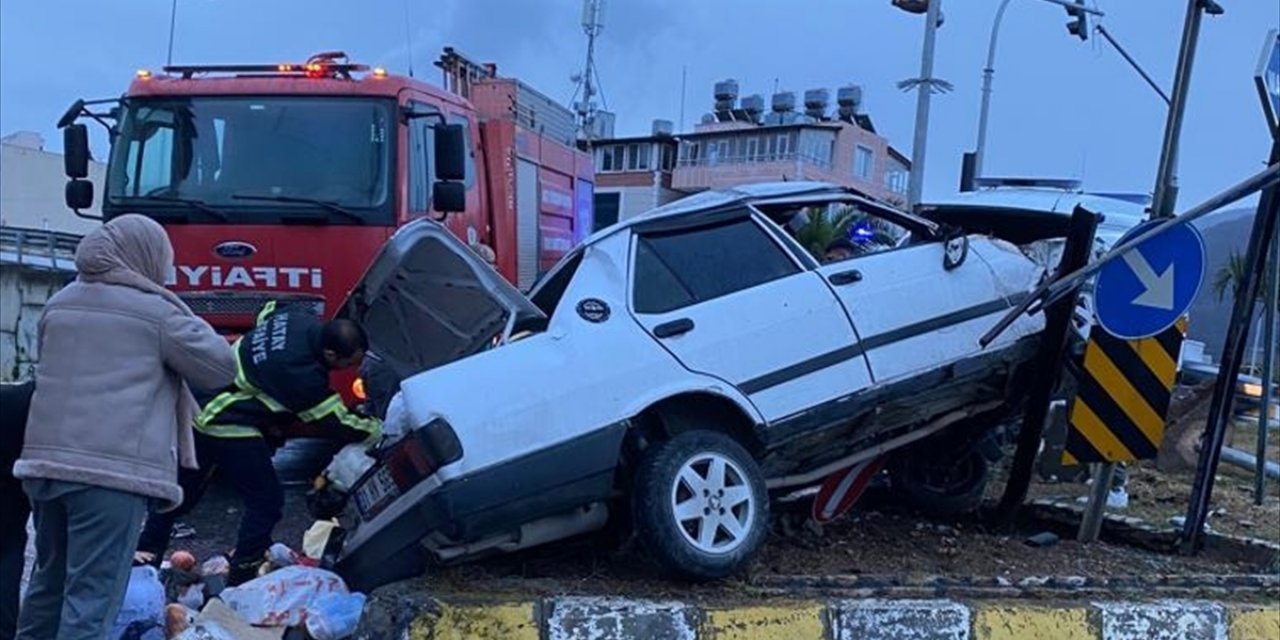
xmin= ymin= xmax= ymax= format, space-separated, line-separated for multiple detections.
xmin=575 ymin=0 xmax=606 ymax=149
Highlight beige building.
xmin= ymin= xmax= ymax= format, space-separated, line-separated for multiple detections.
xmin=1 ymin=131 xmax=104 ymax=234
xmin=1 ymin=131 xmax=102 ymax=380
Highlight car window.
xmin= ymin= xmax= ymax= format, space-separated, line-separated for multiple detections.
xmin=633 ymin=240 xmax=696 ymax=313
xmin=633 ymin=216 xmax=800 ymax=314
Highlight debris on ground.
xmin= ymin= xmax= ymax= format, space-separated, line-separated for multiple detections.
xmin=112 ymin=565 xmax=166 ymax=640
xmin=1025 ymin=531 xmax=1060 ymax=548
xmin=220 ymin=565 xmax=349 ymax=628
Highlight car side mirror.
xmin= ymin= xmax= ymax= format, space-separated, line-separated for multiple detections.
xmin=65 ymin=179 xmax=100 ymax=219
xmin=63 ymin=124 xmax=90 ymax=179
xmin=943 ymin=232 xmax=968 ymax=271
xmin=433 ymin=123 xmax=466 ymax=182
xmin=433 ymin=181 xmax=466 ymax=214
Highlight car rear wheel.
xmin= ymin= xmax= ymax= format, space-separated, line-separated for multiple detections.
xmin=888 ymin=446 xmax=991 ymax=516
xmin=632 ymin=431 xmax=768 ymax=580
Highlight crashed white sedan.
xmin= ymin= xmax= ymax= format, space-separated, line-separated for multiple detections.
xmin=332 ymin=182 xmax=1058 ymax=590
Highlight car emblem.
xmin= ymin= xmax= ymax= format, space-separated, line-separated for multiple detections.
xmin=576 ymin=298 xmax=611 ymax=323
xmin=214 ymin=241 xmax=257 ymax=260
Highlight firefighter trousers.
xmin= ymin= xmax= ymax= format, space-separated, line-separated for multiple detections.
xmin=136 ymin=432 xmax=284 ymax=567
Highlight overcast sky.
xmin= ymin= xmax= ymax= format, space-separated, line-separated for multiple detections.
xmin=1 ymin=0 xmax=1276 ymax=207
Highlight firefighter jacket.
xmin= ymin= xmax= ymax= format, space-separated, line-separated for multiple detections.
xmin=194 ymin=302 xmax=382 ymax=444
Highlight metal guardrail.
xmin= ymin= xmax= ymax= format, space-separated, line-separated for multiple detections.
xmin=0 ymin=225 xmax=82 ymax=272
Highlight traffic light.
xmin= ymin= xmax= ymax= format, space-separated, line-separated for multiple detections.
xmin=1065 ymin=0 xmax=1089 ymax=41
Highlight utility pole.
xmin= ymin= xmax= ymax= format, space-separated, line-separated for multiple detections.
xmin=905 ymin=0 xmax=944 ymax=209
xmin=1150 ymin=0 xmax=1224 ymax=220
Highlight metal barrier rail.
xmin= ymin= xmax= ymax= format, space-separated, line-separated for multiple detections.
xmin=0 ymin=226 xmax=82 ymax=272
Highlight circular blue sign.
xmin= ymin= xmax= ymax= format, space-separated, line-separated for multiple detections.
xmin=1094 ymin=219 xmax=1206 ymax=340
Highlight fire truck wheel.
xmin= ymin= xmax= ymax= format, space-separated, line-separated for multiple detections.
xmin=632 ymin=430 xmax=768 ymax=581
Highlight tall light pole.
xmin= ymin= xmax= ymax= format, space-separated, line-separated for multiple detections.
xmin=166 ymin=0 xmax=178 ymax=66
xmin=973 ymin=0 xmax=1105 ymax=179
xmin=902 ymin=0 xmax=947 ymax=209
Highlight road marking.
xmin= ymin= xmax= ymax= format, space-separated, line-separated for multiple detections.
xmin=832 ymin=599 xmax=970 ymax=640
xmin=702 ymin=604 xmax=825 ymax=640
xmin=410 ymin=602 xmax=539 ymax=640
xmin=547 ymin=597 xmax=696 ymax=640
xmin=972 ymin=605 xmax=1092 ymax=640
xmin=1095 ymin=600 xmax=1227 ymax=640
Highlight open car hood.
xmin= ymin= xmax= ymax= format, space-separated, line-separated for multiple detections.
xmin=340 ymin=219 xmax=545 ymax=383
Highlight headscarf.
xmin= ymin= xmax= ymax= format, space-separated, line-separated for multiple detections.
xmin=74 ymin=214 xmax=200 ymax=469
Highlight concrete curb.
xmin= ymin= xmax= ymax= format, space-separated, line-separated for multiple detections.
xmin=357 ymin=596 xmax=1280 ymax=639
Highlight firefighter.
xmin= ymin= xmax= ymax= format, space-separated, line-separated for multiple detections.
xmin=136 ymin=301 xmax=381 ymax=584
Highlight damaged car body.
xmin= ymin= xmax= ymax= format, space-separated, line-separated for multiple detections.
xmin=332 ymin=182 xmax=1069 ymax=591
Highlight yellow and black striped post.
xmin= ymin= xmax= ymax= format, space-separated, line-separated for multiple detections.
xmin=1063 ymin=317 xmax=1188 ymax=465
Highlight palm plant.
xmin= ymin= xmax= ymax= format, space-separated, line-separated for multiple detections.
xmin=794 ymin=206 xmax=857 ymax=259
xmin=1214 ymin=250 xmax=1277 ymax=311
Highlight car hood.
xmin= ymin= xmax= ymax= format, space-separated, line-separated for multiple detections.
xmin=340 ymin=219 xmax=545 ymax=382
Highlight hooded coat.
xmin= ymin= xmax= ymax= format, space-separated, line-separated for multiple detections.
xmin=13 ymin=214 xmax=235 ymax=510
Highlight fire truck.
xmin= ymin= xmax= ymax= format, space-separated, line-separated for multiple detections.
xmin=57 ymin=48 xmax=594 ymax=401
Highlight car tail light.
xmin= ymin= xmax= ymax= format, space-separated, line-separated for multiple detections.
xmin=384 ymin=418 xmax=464 ymax=490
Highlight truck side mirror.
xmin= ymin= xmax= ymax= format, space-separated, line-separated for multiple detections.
xmin=433 ymin=181 xmax=466 ymax=214
xmin=433 ymin=124 xmax=466 ymax=182
xmin=65 ymin=179 xmax=96 ymax=213
xmin=64 ymin=124 xmax=90 ymax=179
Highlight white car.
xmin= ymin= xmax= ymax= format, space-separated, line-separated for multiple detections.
xmin=334 ymin=182 xmax=1058 ymax=590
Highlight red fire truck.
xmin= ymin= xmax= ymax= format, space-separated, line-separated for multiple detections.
xmin=57 ymin=48 xmax=593 ymax=401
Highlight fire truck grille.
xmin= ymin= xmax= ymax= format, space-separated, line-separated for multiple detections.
xmin=178 ymin=292 xmax=325 ymax=318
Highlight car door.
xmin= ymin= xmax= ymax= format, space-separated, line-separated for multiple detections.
xmin=820 ymin=236 xmax=1038 ymax=385
xmin=629 ymin=208 xmax=873 ymax=423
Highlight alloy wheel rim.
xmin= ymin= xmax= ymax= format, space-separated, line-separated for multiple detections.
xmin=669 ymin=452 xmax=754 ymax=554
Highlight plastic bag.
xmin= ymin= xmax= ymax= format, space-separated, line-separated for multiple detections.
xmin=305 ymin=592 xmax=367 ymax=640
xmin=323 ymin=443 xmax=376 ymax=492
xmin=111 ymin=565 xmax=166 ymax=640
xmin=218 ymin=565 xmax=348 ymax=627
xmin=302 ymin=520 xmax=343 ymax=562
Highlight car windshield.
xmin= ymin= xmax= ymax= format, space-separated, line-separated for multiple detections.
xmin=105 ymin=96 xmax=394 ymax=224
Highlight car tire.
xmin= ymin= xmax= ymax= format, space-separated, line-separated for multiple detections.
xmin=888 ymin=447 xmax=991 ymax=516
xmin=632 ymin=431 xmax=768 ymax=581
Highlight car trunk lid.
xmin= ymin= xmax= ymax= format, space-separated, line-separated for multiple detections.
xmin=340 ymin=219 xmax=545 ymax=383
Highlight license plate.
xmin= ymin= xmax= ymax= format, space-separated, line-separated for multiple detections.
xmin=354 ymin=465 xmax=400 ymax=520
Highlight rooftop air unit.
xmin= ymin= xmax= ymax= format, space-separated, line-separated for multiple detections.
xmin=804 ymin=89 xmax=830 ymax=120
xmin=837 ymin=84 xmax=863 ymax=122
xmin=771 ymin=91 xmax=796 ymax=114
xmin=714 ymin=78 xmax=739 ymax=114
xmin=651 ymin=119 xmax=674 ymax=137
xmin=740 ymin=94 xmax=765 ymax=123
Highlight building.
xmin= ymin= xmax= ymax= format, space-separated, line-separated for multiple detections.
xmin=588 ymin=120 xmax=683 ymax=230
xmin=588 ymin=80 xmax=909 ymax=228
xmin=1 ymin=131 xmax=103 ymax=380
xmin=1 ymin=131 xmax=105 ymax=234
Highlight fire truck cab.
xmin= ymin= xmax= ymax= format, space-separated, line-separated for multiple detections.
xmin=59 ymin=49 xmax=594 ymax=339
xmin=58 ymin=50 xmax=593 ymax=420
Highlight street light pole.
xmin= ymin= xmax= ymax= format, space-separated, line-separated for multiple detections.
xmin=973 ymin=0 xmax=1013 ymax=179
xmin=906 ymin=0 xmax=943 ymax=209
xmin=973 ymin=0 xmax=1105 ymax=180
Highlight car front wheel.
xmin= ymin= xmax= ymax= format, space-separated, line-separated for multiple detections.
xmin=632 ymin=431 xmax=768 ymax=580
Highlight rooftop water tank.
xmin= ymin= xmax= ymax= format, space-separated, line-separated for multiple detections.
xmin=771 ymin=91 xmax=796 ymax=113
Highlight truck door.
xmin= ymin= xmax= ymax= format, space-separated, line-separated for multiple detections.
xmin=819 ymin=236 xmax=1038 ymax=385
xmin=629 ymin=208 xmax=873 ymax=423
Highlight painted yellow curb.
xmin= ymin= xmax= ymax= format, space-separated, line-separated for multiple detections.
xmin=972 ymin=605 xmax=1093 ymax=640
xmin=701 ymin=603 xmax=826 ymax=640
xmin=1229 ymin=605 xmax=1280 ymax=640
xmin=409 ymin=602 xmax=539 ymax=640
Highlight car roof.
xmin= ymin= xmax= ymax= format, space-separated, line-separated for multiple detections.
xmin=926 ymin=188 xmax=1150 ymax=221
xmin=582 ymin=181 xmax=926 ymax=246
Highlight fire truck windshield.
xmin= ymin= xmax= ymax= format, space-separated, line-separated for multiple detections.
xmin=105 ymin=96 xmax=394 ymax=225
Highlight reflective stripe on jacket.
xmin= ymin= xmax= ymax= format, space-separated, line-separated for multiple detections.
xmin=195 ymin=302 xmax=381 ymax=443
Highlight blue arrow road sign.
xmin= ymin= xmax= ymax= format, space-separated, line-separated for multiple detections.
xmin=1094 ymin=219 xmax=1206 ymax=340
xmin=1257 ymin=29 xmax=1280 ymax=132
